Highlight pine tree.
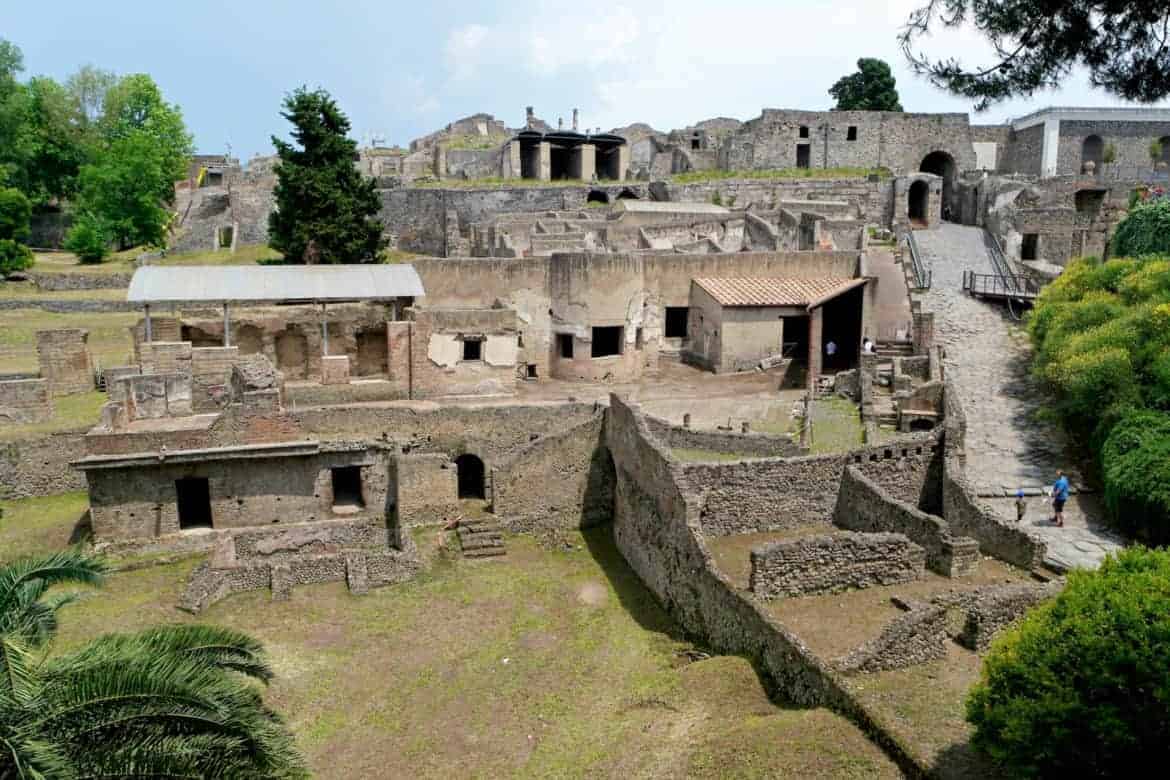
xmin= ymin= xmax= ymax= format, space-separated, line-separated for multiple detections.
xmin=269 ymin=88 xmax=384 ymax=264
xmin=829 ymin=59 xmax=904 ymax=112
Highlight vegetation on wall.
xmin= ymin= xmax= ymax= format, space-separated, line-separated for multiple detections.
xmin=269 ymin=87 xmax=385 ymax=264
xmin=1112 ymin=197 xmax=1170 ymax=257
xmin=1028 ymin=234 xmax=1170 ymax=541
xmin=829 ymin=58 xmax=903 ymax=112
xmin=902 ymin=1 xmax=1170 ymax=110
xmin=966 ymin=547 xmax=1170 ymax=776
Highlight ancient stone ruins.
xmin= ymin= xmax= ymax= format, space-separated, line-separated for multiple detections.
xmin=4 ymin=102 xmax=1164 ymax=773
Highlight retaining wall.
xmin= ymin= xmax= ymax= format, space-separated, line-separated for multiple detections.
xmin=749 ymin=531 xmax=925 ymax=599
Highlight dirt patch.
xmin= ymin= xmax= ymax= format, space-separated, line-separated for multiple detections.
xmin=575 ymin=580 xmax=608 ymax=606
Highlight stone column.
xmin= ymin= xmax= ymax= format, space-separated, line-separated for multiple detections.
xmin=807 ymin=309 xmax=823 ymax=390
xmin=573 ymin=144 xmax=596 ymax=181
xmin=505 ymin=140 xmax=521 ymax=179
xmin=617 ymin=145 xmax=630 ymax=181
xmin=538 ymin=142 xmax=551 ymax=181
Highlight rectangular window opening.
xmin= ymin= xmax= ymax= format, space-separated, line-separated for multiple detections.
xmin=799 ymin=125 xmax=809 ymax=139
xmin=557 ymin=333 xmax=574 ymax=359
xmin=664 ymin=307 xmax=689 ymax=338
xmin=175 ymin=477 xmax=213 ymax=531
xmin=217 ymin=225 xmax=234 ymax=249
xmin=526 ymin=363 xmax=538 ymax=379
xmin=847 ymin=126 xmax=858 ymax=141
xmin=462 ymin=338 xmax=483 ymax=361
xmin=331 ymin=466 xmax=364 ymax=508
xmin=591 ymin=326 xmax=623 ymax=358
xmin=796 ymin=145 xmax=810 ymax=169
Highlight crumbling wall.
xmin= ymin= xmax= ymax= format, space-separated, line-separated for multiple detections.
xmin=389 ymin=453 xmax=459 ymax=527
xmin=644 ymin=414 xmax=800 ymax=458
xmin=491 ymin=413 xmax=612 ymax=532
xmin=749 ymin=532 xmax=925 ymax=599
xmin=936 ymin=581 xmax=1062 ymax=652
xmin=836 ymin=603 xmax=949 ymax=673
xmin=0 ymin=378 xmax=52 ymax=424
xmin=36 ymin=329 xmax=92 ymax=396
xmin=834 ymin=465 xmax=979 ymax=577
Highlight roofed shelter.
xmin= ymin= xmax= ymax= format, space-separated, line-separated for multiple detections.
xmin=686 ymin=277 xmax=868 ymax=383
xmin=128 ymin=265 xmax=426 ymax=355
xmin=510 ymin=129 xmax=629 ymax=182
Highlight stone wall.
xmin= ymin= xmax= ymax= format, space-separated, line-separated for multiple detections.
xmin=389 ymin=453 xmax=459 ymax=527
xmin=936 ymin=581 xmax=1062 ymax=652
xmin=140 ymin=341 xmax=193 ymax=375
xmin=0 ymin=378 xmax=52 ymax=424
xmin=190 ymin=346 xmax=239 ymax=411
xmin=834 ymin=465 xmax=979 ymax=577
xmin=491 ymin=413 xmax=612 ymax=532
xmin=644 ymin=414 xmax=801 ymax=458
xmin=749 ymin=531 xmax=925 ymax=599
xmin=0 ymin=432 xmax=88 ymax=499
xmin=836 ymin=603 xmax=948 ymax=673
xmin=36 ymin=329 xmax=93 ymax=396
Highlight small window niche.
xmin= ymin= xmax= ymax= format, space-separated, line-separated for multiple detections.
xmin=635 ymin=327 xmax=645 ymax=350
xmin=461 ymin=336 xmax=483 ymax=362
xmin=331 ymin=466 xmax=364 ymax=511
xmin=175 ymin=477 xmax=213 ymax=531
xmin=557 ymin=333 xmax=574 ymax=359
xmin=526 ymin=364 xmax=538 ymax=379
xmin=799 ymin=125 xmax=809 ymax=139
xmin=591 ymin=326 xmax=623 ymax=358
xmin=847 ymin=126 xmax=858 ymax=141
xmin=1021 ymin=233 xmax=1039 ymax=261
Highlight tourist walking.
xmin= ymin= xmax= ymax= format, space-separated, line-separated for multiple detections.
xmin=1051 ymin=470 xmax=1070 ymax=527
xmin=1015 ymin=489 xmax=1027 ymax=523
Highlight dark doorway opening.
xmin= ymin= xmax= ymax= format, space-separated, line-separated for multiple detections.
xmin=550 ymin=144 xmax=572 ymax=180
xmin=455 ymin=454 xmax=486 ymax=499
xmin=356 ymin=326 xmax=388 ymax=375
xmin=175 ymin=477 xmax=212 ymax=530
xmin=586 ymin=190 xmax=609 ymax=205
xmin=796 ymin=144 xmax=810 ymax=169
xmin=782 ymin=315 xmax=809 ymax=360
xmin=664 ymin=307 xmax=689 ymax=338
xmin=557 ymin=333 xmax=574 ymax=359
xmin=846 ymin=126 xmax=858 ymax=141
xmin=597 ymin=148 xmax=621 ymax=180
xmin=217 ymin=225 xmax=234 ymax=249
xmin=799 ymin=125 xmax=809 ymax=139
xmin=1075 ymin=189 xmax=1105 ymax=216
xmin=462 ymin=338 xmax=483 ymax=361
xmin=526 ymin=364 xmax=538 ymax=379
xmin=331 ymin=466 xmax=365 ymax=508
xmin=909 ymin=418 xmax=936 ymax=432
xmin=617 ymin=188 xmax=639 ymax=200
xmin=908 ymin=180 xmax=929 ymax=225
xmin=820 ymin=285 xmax=864 ymax=371
xmin=920 ymin=151 xmax=957 ymax=221
xmin=1021 ymin=233 xmax=1039 ymax=261
xmin=591 ymin=326 xmax=623 ymax=358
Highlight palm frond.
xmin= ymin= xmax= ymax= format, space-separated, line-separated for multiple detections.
xmin=63 ymin=624 xmax=275 ymax=683
xmin=0 ymin=550 xmax=107 ymax=639
xmin=0 ymin=633 xmax=36 ymax=704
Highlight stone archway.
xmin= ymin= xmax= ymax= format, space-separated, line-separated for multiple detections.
xmin=919 ymin=151 xmax=956 ymax=221
xmin=586 ymin=189 xmax=610 ymax=205
xmin=455 ymin=454 xmax=486 ymax=499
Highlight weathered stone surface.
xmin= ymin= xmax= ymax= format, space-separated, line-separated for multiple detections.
xmin=0 ymin=378 xmax=52 ymax=424
xmin=750 ymin=532 xmax=925 ymax=599
xmin=836 ymin=603 xmax=949 ymax=674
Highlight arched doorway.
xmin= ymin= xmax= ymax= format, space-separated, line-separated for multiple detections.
xmin=1081 ymin=135 xmax=1104 ymax=173
xmin=919 ymin=151 xmax=956 ymax=221
xmin=617 ymin=188 xmax=640 ymax=200
xmin=455 ymin=454 xmax=485 ymax=499
xmin=586 ymin=189 xmax=609 ymax=205
xmin=908 ymin=180 xmax=929 ymax=226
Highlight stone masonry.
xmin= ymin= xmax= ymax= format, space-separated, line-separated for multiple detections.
xmin=36 ymin=329 xmax=93 ymax=396
xmin=749 ymin=531 xmax=925 ymax=599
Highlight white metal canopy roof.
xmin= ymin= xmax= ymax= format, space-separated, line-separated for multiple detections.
xmin=127 ymin=264 xmax=426 ymax=304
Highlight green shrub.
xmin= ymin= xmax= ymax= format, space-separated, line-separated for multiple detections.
xmin=0 ymin=238 xmax=34 ymax=276
xmin=1113 ymin=198 xmax=1170 ymax=257
xmin=63 ymin=212 xmax=111 ymax=264
xmin=1102 ymin=410 xmax=1170 ymax=542
xmin=967 ymin=547 xmax=1170 ymax=776
xmin=0 ymin=186 xmax=34 ymax=276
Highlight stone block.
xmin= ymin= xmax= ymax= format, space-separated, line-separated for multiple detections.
xmin=345 ymin=552 xmax=370 ymax=595
xmin=0 ymin=378 xmax=52 ymax=424
xmin=321 ymin=355 xmax=350 ymax=385
xmin=270 ymin=563 xmax=292 ymax=601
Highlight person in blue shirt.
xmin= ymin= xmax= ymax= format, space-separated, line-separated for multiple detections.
xmin=1051 ymin=470 xmax=1070 ymax=527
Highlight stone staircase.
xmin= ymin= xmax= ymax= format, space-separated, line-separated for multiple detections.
xmin=875 ymin=340 xmax=914 ymax=359
xmin=457 ymin=518 xmax=507 ymax=559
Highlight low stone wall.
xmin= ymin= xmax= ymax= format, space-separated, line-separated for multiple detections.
xmin=834 ymin=466 xmax=979 ymax=577
xmin=491 ymin=413 xmax=613 ymax=532
xmin=0 ymin=378 xmax=51 ymax=424
xmin=0 ymin=299 xmax=139 ymax=313
xmin=645 ymin=414 xmax=801 ymax=458
xmin=27 ymin=271 xmax=132 ymax=291
xmin=941 ymin=386 xmax=1047 ymax=570
xmin=899 ymin=355 xmax=930 ymax=381
xmin=36 ymin=328 xmax=93 ymax=396
xmin=837 ymin=603 xmax=948 ymax=673
xmin=938 ymin=581 xmax=1061 ymax=652
xmin=749 ymin=531 xmax=925 ymax=599
xmin=0 ymin=432 xmax=88 ymax=499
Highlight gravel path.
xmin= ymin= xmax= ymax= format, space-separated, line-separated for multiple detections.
xmin=915 ymin=224 xmax=1123 ymax=571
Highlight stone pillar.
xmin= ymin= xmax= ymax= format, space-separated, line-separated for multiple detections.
xmin=617 ymin=145 xmax=630 ymax=181
xmin=573 ymin=144 xmax=596 ymax=181
xmin=807 ymin=309 xmax=823 ymax=390
xmin=36 ymin=329 xmax=93 ymax=396
xmin=434 ymin=144 xmax=446 ymax=178
xmin=386 ymin=321 xmax=412 ymax=398
xmin=538 ymin=141 xmax=551 ymax=182
xmin=505 ymin=140 xmax=521 ymax=179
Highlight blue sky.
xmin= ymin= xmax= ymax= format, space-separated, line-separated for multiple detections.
xmin=8 ymin=1 xmax=1168 ymax=161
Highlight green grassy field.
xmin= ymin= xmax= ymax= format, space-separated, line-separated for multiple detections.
xmin=0 ymin=494 xmax=901 ymax=779
xmin=0 ymin=308 xmax=139 ymax=374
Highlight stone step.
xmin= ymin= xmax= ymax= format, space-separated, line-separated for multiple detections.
xmin=463 ymin=546 xmax=507 ymax=559
xmin=460 ymin=537 xmax=505 ymax=552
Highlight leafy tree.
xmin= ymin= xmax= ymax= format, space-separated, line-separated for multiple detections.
xmin=22 ymin=76 xmax=89 ymax=204
xmin=967 ymin=547 xmax=1170 ymax=775
xmin=901 ymin=1 xmax=1170 ymax=110
xmin=0 ymin=39 xmax=33 ymax=189
xmin=1101 ymin=410 xmax=1170 ymax=542
xmin=0 ymin=549 xmax=307 ymax=778
xmin=1113 ymin=198 xmax=1170 ymax=257
xmin=62 ymin=211 xmax=111 ymax=264
xmin=269 ymin=87 xmax=384 ymax=264
xmin=829 ymin=58 xmax=904 ymax=111
xmin=0 ymin=186 xmax=33 ymax=276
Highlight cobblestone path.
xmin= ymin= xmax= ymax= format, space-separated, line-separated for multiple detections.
xmin=915 ymin=224 xmax=1123 ymax=571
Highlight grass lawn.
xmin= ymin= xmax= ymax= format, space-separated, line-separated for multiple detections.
xmin=0 ymin=390 xmax=105 ymax=440
xmin=810 ymin=397 xmax=864 ymax=454
xmin=0 ymin=308 xmax=139 ymax=374
xmin=0 ymin=281 xmax=127 ymax=300
xmin=2 ymin=495 xmax=901 ymax=779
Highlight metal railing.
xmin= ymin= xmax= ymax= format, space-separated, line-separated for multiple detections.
xmin=963 ymin=271 xmax=1041 ymax=300
xmin=983 ymin=230 xmax=1021 ymax=295
xmin=905 ymin=231 xmax=931 ymax=290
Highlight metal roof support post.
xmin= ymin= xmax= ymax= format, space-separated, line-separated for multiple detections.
xmin=223 ymin=303 xmax=231 ymax=347
xmin=144 ymin=304 xmax=153 ymax=343
xmin=321 ymin=303 xmax=328 ymax=356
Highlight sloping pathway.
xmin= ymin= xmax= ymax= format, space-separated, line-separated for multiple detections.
xmin=914 ymin=224 xmax=1124 ymax=570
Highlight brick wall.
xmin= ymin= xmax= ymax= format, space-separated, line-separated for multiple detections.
xmin=390 ymin=453 xmax=458 ymax=526
xmin=0 ymin=378 xmax=52 ymax=423
xmin=140 ymin=341 xmax=193 ymax=375
xmin=191 ymin=346 xmax=239 ymax=411
xmin=36 ymin=329 xmax=93 ymax=396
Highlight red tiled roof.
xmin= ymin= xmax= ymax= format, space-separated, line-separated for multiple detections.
xmin=693 ymin=277 xmax=864 ymax=307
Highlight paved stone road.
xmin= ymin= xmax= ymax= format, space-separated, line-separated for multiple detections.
xmin=915 ymin=224 xmax=1124 ymax=571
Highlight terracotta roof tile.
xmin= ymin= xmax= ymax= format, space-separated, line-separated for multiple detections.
xmin=693 ymin=277 xmax=862 ymax=307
